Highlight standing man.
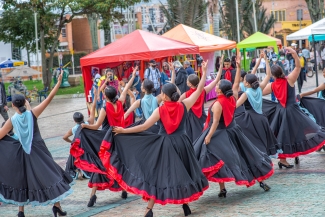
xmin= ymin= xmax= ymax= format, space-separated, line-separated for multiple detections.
xmin=221 ymin=58 xmax=237 ymax=84
xmin=183 ymin=61 xmax=195 ymax=75
xmin=173 ymin=61 xmax=188 ymax=94
xmin=144 ymin=60 xmax=161 ymax=96
xmin=0 ymin=74 xmax=9 ymax=121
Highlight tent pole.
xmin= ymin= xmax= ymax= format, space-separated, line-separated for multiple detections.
xmin=243 ymin=48 xmax=246 ymax=70
xmin=312 ymin=34 xmax=319 ymax=88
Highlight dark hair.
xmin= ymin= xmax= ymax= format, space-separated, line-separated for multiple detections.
xmin=224 ymin=58 xmax=231 ymax=63
xmin=105 ymin=86 xmax=118 ymax=103
xmin=12 ymin=94 xmax=26 ymax=113
xmin=271 ymin=65 xmax=285 ymax=78
xmin=219 ymin=79 xmax=233 ymax=97
xmin=245 ymin=74 xmax=259 ymax=89
xmin=73 ymin=112 xmax=84 ymax=124
xmin=106 ymin=68 xmax=113 ymax=74
xmin=143 ymin=79 xmax=155 ymax=94
xmin=240 ymin=70 xmax=247 ymax=78
xmin=162 ymin=83 xmax=180 ymax=102
xmin=188 ymin=74 xmax=200 ymax=87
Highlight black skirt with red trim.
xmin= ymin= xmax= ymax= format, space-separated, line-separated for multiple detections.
xmin=99 ymin=128 xmax=210 ymax=205
xmin=70 ymin=128 xmax=121 ymax=192
xmin=193 ymin=117 xmax=274 ymax=187
xmin=263 ymin=99 xmax=325 ymax=158
xmin=185 ymin=109 xmax=207 ymax=143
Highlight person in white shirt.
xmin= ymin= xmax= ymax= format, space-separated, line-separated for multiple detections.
xmin=320 ymin=45 xmax=325 ymax=70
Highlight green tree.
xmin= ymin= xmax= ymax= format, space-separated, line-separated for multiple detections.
xmin=305 ymin=0 xmax=324 ymax=23
xmin=0 ymin=8 xmax=36 ymax=66
xmin=160 ymin=0 xmax=208 ymax=30
xmin=241 ymin=0 xmax=276 ymax=36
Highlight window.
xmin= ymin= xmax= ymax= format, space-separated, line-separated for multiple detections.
xmin=61 ymin=26 xmax=66 ymax=37
xmin=297 ymin=9 xmax=303 ymax=20
xmin=271 ymin=10 xmax=286 ymax=22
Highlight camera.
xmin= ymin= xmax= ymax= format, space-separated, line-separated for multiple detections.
xmin=196 ymin=54 xmax=203 ymax=67
xmin=107 ymin=75 xmax=113 ymax=81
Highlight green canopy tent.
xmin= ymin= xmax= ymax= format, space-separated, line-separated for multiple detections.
xmin=237 ymin=32 xmax=281 ymax=70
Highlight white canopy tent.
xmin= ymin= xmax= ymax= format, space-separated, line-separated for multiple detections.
xmin=311 ymin=27 xmax=325 ymax=35
xmin=286 ymin=18 xmax=325 ymax=40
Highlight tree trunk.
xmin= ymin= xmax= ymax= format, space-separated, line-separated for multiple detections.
xmin=88 ymin=13 xmax=99 ymax=51
xmin=26 ymin=45 xmax=31 ymax=67
xmin=104 ymin=24 xmax=112 ymax=45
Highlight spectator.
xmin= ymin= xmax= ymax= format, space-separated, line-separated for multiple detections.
xmin=144 ymin=60 xmax=161 ymax=96
xmin=184 ymin=61 xmax=195 ymax=75
xmin=98 ymin=68 xmax=119 ymax=101
xmin=250 ymin=57 xmax=256 ymax=70
xmin=91 ymin=74 xmax=102 ymax=113
xmin=173 ymin=60 xmax=189 ymax=94
xmin=231 ymin=55 xmax=237 ymax=68
xmin=221 ymin=58 xmax=237 ymax=84
xmin=302 ymin=46 xmax=310 ymax=59
xmin=297 ymin=49 xmax=307 ymax=93
xmin=320 ymin=45 xmax=325 ymax=70
xmin=215 ymin=56 xmax=221 ymax=71
xmin=279 ymin=52 xmax=290 ymax=75
xmin=162 ymin=62 xmax=171 ymax=77
xmin=0 ymin=74 xmax=8 ymax=121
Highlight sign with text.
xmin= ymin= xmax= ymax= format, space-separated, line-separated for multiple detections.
xmin=281 ymin=20 xmax=312 ymax=31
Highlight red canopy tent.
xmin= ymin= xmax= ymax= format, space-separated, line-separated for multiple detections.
xmin=80 ymin=30 xmax=199 ymax=102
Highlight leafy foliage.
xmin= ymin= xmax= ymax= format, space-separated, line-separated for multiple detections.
xmin=160 ymin=0 xmax=208 ymax=30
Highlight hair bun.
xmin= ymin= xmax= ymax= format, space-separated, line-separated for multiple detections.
xmin=224 ymin=90 xmax=233 ymax=98
xmin=171 ymin=91 xmax=180 ymax=102
xmin=111 ymin=96 xmax=118 ymax=104
xmin=18 ymin=106 xmax=26 ymax=113
xmin=251 ymin=81 xmax=260 ymax=89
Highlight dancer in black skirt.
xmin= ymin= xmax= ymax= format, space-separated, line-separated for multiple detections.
xmin=193 ymin=53 xmax=274 ymax=197
xmin=178 ymin=55 xmax=224 ymax=142
xmin=124 ymin=62 xmax=177 ymax=133
xmin=262 ymin=47 xmax=325 ymax=167
xmin=235 ymin=51 xmax=279 ymax=158
xmin=0 ymin=72 xmax=73 ymax=217
xmin=71 ymin=67 xmax=138 ymax=206
xmin=109 ymin=61 xmax=218 ymax=217
xmin=299 ymin=69 xmax=325 ymax=127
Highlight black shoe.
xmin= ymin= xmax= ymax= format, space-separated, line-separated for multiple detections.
xmin=295 ymin=157 xmax=299 ymax=164
xmin=259 ymin=182 xmax=271 ymax=191
xmin=87 ymin=194 xmax=97 ymax=207
xmin=17 ymin=212 xmax=25 ymax=217
xmin=145 ymin=208 xmax=153 ymax=217
xmin=182 ymin=204 xmax=192 ymax=216
xmin=121 ymin=191 xmax=128 ymax=199
xmin=323 ymin=146 xmax=325 ymax=151
xmin=218 ymin=189 xmax=227 ymax=198
xmin=278 ymin=162 xmax=294 ymax=169
xmin=52 ymin=206 xmax=67 ymax=217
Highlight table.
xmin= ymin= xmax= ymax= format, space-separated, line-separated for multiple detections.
xmin=205 ymin=80 xmax=217 ymax=101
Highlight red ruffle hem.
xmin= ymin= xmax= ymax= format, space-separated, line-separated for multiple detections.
xmin=278 ymin=140 xmax=325 ymax=158
xmin=88 ymin=179 xmax=122 ymax=192
xmin=208 ymin=164 xmax=274 ymax=188
xmin=202 ymin=161 xmax=225 ymax=178
xmin=99 ymin=140 xmax=209 ymax=205
xmin=70 ymin=138 xmax=106 ymax=175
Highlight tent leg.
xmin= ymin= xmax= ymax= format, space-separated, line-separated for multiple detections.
xmin=312 ymin=35 xmax=319 ymax=88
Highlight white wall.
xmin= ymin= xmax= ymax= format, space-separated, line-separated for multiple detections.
xmin=0 ymin=41 xmax=12 ymax=62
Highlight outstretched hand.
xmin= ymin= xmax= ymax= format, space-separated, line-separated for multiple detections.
xmin=57 ymin=70 xmax=63 ymax=84
xmin=219 ymin=55 xmax=224 ymax=64
xmin=132 ymin=66 xmax=138 ymax=76
xmin=286 ymin=47 xmax=296 ymax=54
xmin=201 ymin=60 xmax=208 ymax=77
xmin=168 ymin=61 xmax=174 ymax=71
xmin=260 ymin=51 xmax=265 ymax=59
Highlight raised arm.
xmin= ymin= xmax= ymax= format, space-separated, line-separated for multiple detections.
xmin=119 ymin=66 xmax=137 ymax=103
xmin=300 ymin=83 xmax=325 ymax=98
xmin=82 ymin=108 xmax=106 ymax=130
xmin=204 ymin=102 xmax=222 ymax=145
xmin=287 ymin=47 xmax=302 ymax=86
xmin=182 ymin=60 xmax=208 ymax=111
xmin=25 ymin=99 xmax=32 ymax=110
xmin=260 ymin=52 xmax=271 ymax=90
xmin=87 ymin=88 xmax=98 ymax=125
xmin=236 ymin=92 xmax=248 ymax=108
xmin=204 ymin=55 xmax=224 ymax=93
xmin=114 ymin=108 xmax=160 ymax=134
xmin=251 ymin=55 xmax=262 ymax=75
xmin=178 ymin=93 xmax=186 ymax=102
xmin=32 ymin=71 xmax=63 ymax=118
xmin=232 ymin=51 xmax=242 ymax=100
xmin=124 ymin=99 xmax=140 ymax=119
xmin=128 ymin=89 xmax=136 ymax=105
xmin=169 ymin=62 xmax=176 ymax=84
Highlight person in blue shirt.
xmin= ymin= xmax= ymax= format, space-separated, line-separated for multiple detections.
xmin=184 ymin=61 xmax=195 ymax=75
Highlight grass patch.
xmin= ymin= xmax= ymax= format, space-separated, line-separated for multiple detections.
xmin=4 ymin=76 xmax=85 ymax=96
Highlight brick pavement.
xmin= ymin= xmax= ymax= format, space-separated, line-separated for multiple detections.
xmin=1 ymin=71 xmax=325 ymax=217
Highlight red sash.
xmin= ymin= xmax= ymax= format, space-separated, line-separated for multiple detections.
xmin=159 ymin=101 xmax=184 ymax=134
xmin=185 ymin=88 xmax=205 ymax=118
xmin=271 ymin=78 xmax=288 ymax=108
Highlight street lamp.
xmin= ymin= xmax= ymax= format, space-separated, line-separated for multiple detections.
xmin=252 ymin=0 xmax=258 ymax=32
xmin=235 ymin=0 xmax=240 ymax=42
xmin=34 ymin=12 xmax=40 ymax=73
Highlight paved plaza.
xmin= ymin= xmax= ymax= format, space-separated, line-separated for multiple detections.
xmin=1 ymin=72 xmax=325 ymax=217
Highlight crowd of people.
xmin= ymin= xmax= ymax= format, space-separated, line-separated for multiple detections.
xmin=2 ymin=46 xmax=325 ymax=217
